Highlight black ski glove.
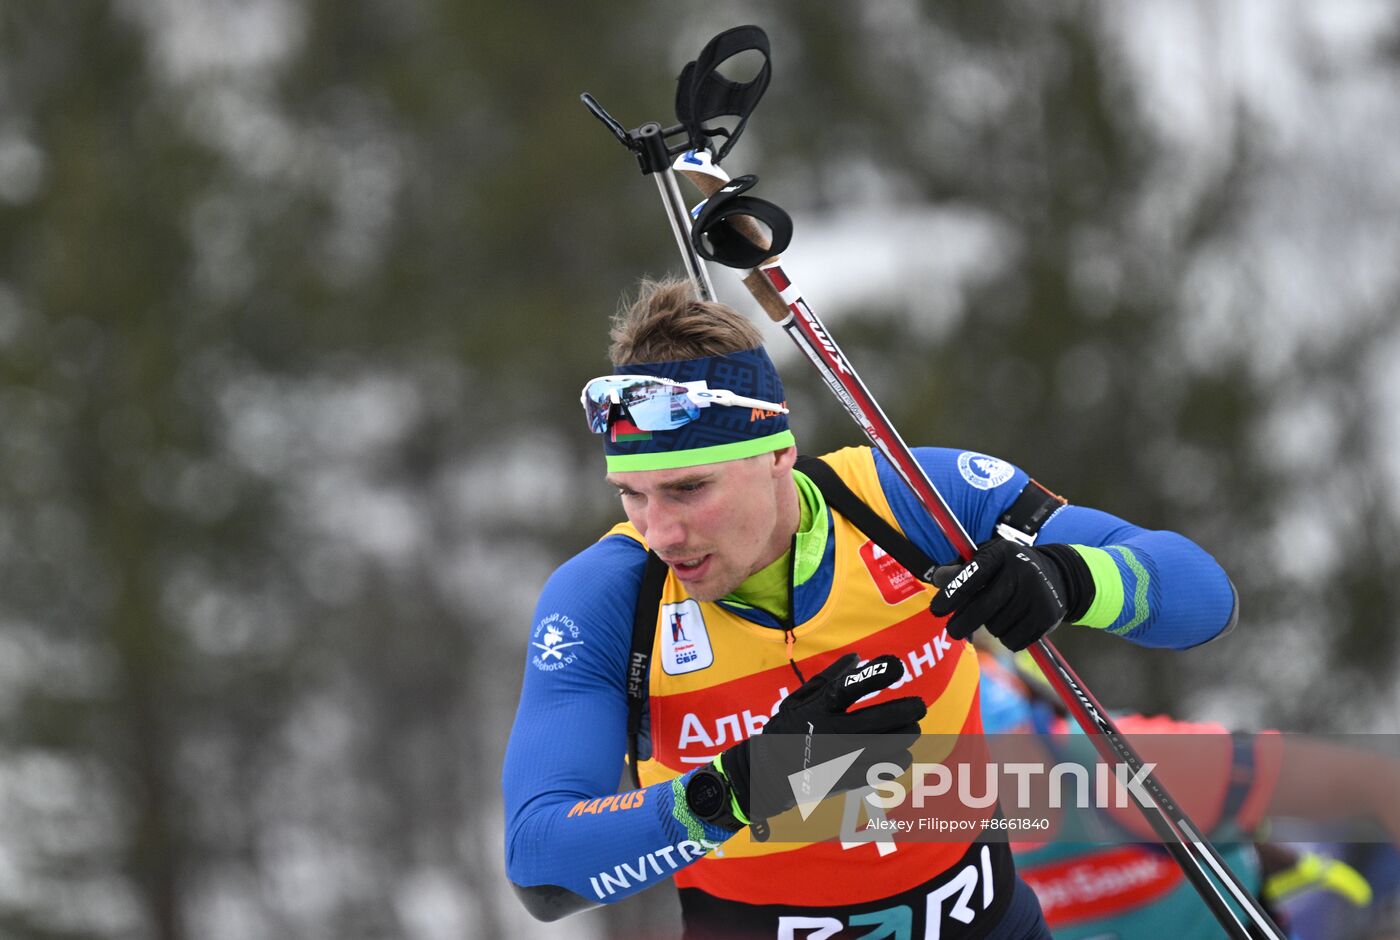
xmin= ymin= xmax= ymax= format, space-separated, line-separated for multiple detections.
xmin=929 ymin=539 xmax=1093 ymax=651
xmin=687 ymin=652 xmax=927 ymax=831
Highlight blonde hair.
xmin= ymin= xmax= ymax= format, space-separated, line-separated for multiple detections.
xmin=608 ymin=277 xmax=764 ymax=364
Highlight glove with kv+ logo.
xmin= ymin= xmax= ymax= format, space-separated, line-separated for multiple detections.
xmin=929 ymin=539 xmax=1093 ymax=651
xmin=685 ymin=652 xmax=926 ymax=832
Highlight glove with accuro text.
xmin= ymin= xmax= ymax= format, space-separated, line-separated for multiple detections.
xmin=929 ymin=539 xmax=1093 ymax=651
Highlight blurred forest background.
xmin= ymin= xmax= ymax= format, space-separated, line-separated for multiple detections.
xmin=2 ymin=1 xmax=1399 ymax=938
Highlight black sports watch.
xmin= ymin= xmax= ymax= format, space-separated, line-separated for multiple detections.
xmin=684 ymin=764 xmax=746 ymax=832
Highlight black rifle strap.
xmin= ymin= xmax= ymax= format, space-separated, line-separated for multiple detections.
xmin=627 ymin=550 xmax=669 ymax=789
xmin=794 ymin=455 xmax=937 ymax=580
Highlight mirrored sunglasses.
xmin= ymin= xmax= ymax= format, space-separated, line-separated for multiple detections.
xmin=580 ymin=374 xmax=788 ymax=434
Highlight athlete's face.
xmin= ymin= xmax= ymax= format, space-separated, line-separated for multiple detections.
xmin=607 ymin=447 xmax=800 ymax=603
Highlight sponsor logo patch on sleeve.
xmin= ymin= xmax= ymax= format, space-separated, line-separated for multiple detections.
xmin=531 ymin=613 xmax=584 ymax=672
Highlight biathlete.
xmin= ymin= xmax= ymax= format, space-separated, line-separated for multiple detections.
xmin=503 ymin=277 xmax=1241 ymax=939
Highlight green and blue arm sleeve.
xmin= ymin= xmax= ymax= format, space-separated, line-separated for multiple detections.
xmin=877 ymin=447 xmax=1236 ymax=649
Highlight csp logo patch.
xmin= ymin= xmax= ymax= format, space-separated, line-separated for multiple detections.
xmin=531 ymin=613 xmax=584 ymax=672
xmin=957 ymin=451 xmax=1015 ymax=490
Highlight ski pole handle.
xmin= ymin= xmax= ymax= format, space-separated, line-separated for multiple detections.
xmin=675 ymin=153 xmax=791 ymax=324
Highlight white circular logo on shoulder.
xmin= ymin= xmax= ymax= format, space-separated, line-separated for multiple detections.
xmin=957 ymin=451 xmax=1015 ymax=490
xmin=531 ymin=613 xmax=584 ymax=672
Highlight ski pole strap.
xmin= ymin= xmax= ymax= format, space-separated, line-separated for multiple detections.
xmin=690 ymin=174 xmax=793 ymax=269
xmin=994 ymin=478 xmax=1067 ymax=546
xmin=675 ymin=25 xmax=772 ymax=162
xmin=627 ymin=550 xmax=669 ymax=789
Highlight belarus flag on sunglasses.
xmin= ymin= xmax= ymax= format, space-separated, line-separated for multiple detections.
xmin=609 ymin=416 xmax=652 ymax=443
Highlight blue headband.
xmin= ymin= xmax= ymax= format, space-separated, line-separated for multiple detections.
xmin=603 ymin=347 xmax=794 ymax=471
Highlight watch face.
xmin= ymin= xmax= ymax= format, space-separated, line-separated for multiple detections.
xmin=687 ymin=771 xmax=726 ymax=819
